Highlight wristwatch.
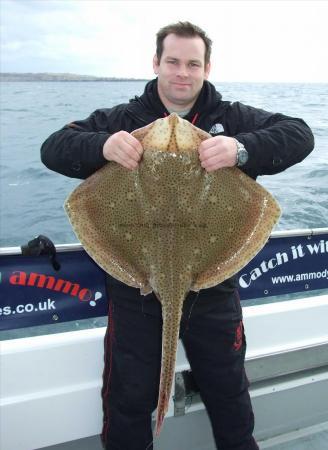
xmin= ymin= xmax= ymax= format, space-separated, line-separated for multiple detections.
xmin=234 ymin=139 xmax=249 ymax=167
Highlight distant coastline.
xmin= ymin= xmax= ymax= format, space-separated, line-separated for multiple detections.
xmin=1 ymin=73 xmax=325 ymax=84
xmin=0 ymin=72 xmax=149 ymax=82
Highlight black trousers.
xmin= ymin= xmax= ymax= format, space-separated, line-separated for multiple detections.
xmin=100 ymin=289 xmax=259 ymax=450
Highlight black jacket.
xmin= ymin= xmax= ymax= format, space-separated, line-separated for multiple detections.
xmin=40 ymin=79 xmax=314 ymax=315
xmin=41 ymin=79 xmax=314 ymax=180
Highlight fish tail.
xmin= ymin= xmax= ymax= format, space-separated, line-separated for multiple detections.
xmin=154 ymin=299 xmax=184 ymax=435
xmin=155 ymin=390 xmax=168 ymax=436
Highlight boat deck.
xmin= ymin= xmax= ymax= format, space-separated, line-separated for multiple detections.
xmin=260 ymin=421 xmax=328 ymax=450
xmin=35 ymin=421 xmax=328 ymax=450
xmin=2 ymin=294 xmax=328 ymax=450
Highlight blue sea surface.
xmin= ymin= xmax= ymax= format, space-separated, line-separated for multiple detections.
xmin=0 ymin=81 xmax=327 ymax=339
xmin=1 ymin=81 xmax=327 ymax=248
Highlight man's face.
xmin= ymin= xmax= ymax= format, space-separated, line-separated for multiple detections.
xmin=153 ymin=34 xmax=211 ymax=111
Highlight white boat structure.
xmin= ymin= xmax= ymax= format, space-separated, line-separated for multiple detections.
xmin=1 ymin=228 xmax=328 ymax=450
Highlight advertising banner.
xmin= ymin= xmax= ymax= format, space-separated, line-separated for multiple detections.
xmin=238 ymin=233 xmax=328 ymax=300
xmin=0 ymin=250 xmax=108 ymax=331
xmin=1 ymin=232 xmax=327 ymax=331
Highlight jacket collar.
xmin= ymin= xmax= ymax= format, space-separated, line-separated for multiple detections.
xmin=126 ymin=78 xmax=222 ymax=127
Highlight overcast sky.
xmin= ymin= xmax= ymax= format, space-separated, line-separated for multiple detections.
xmin=1 ymin=0 xmax=327 ymax=82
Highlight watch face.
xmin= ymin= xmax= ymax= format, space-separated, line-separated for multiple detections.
xmin=237 ymin=147 xmax=248 ymax=166
xmin=240 ymin=149 xmax=248 ymax=164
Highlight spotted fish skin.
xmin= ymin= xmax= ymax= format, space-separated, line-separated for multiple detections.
xmin=64 ymin=113 xmax=281 ymax=435
xmin=154 ymin=292 xmax=187 ymax=435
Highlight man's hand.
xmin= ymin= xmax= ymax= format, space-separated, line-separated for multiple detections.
xmin=103 ymin=131 xmax=143 ymax=170
xmin=198 ymin=136 xmax=237 ymax=172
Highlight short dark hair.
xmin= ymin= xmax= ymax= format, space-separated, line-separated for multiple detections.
xmin=156 ymin=21 xmax=212 ymax=65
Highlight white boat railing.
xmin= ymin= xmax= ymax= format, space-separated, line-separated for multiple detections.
xmin=1 ymin=228 xmax=328 ymax=449
xmin=1 ymin=227 xmax=328 ymax=255
xmin=1 ymin=294 xmax=328 ymax=450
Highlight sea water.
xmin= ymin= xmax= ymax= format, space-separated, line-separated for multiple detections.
xmin=0 ymin=81 xmax=327 ymax=338
xmin=1 ymin=80 xmax=327 ymax=247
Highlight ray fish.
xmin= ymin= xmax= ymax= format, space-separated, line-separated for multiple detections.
xmin=65 ymin=113 xmax=281 ymax=435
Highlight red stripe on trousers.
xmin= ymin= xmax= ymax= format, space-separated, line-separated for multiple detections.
xmin=100 ymin=300 xmax=114 ymax=448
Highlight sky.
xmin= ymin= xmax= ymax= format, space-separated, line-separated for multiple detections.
xmin=1 ymin=0 xmax=327 ymax=83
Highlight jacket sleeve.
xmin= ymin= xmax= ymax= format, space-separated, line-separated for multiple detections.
xmin=40 ymin=109 xmax=113 ymax=179
xmin=227 ymin=102 xmax=315 ymax=177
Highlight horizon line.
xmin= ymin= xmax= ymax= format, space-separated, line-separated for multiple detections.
xmin=1 ymin=72 xmax=327 ymax=84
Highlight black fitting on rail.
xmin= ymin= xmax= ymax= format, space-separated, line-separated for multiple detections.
xmin=21 ymin=235 xmax=61 ymax=271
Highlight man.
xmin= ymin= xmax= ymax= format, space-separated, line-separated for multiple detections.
xmin=41 ymin=22 xmax=314 ymax=450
